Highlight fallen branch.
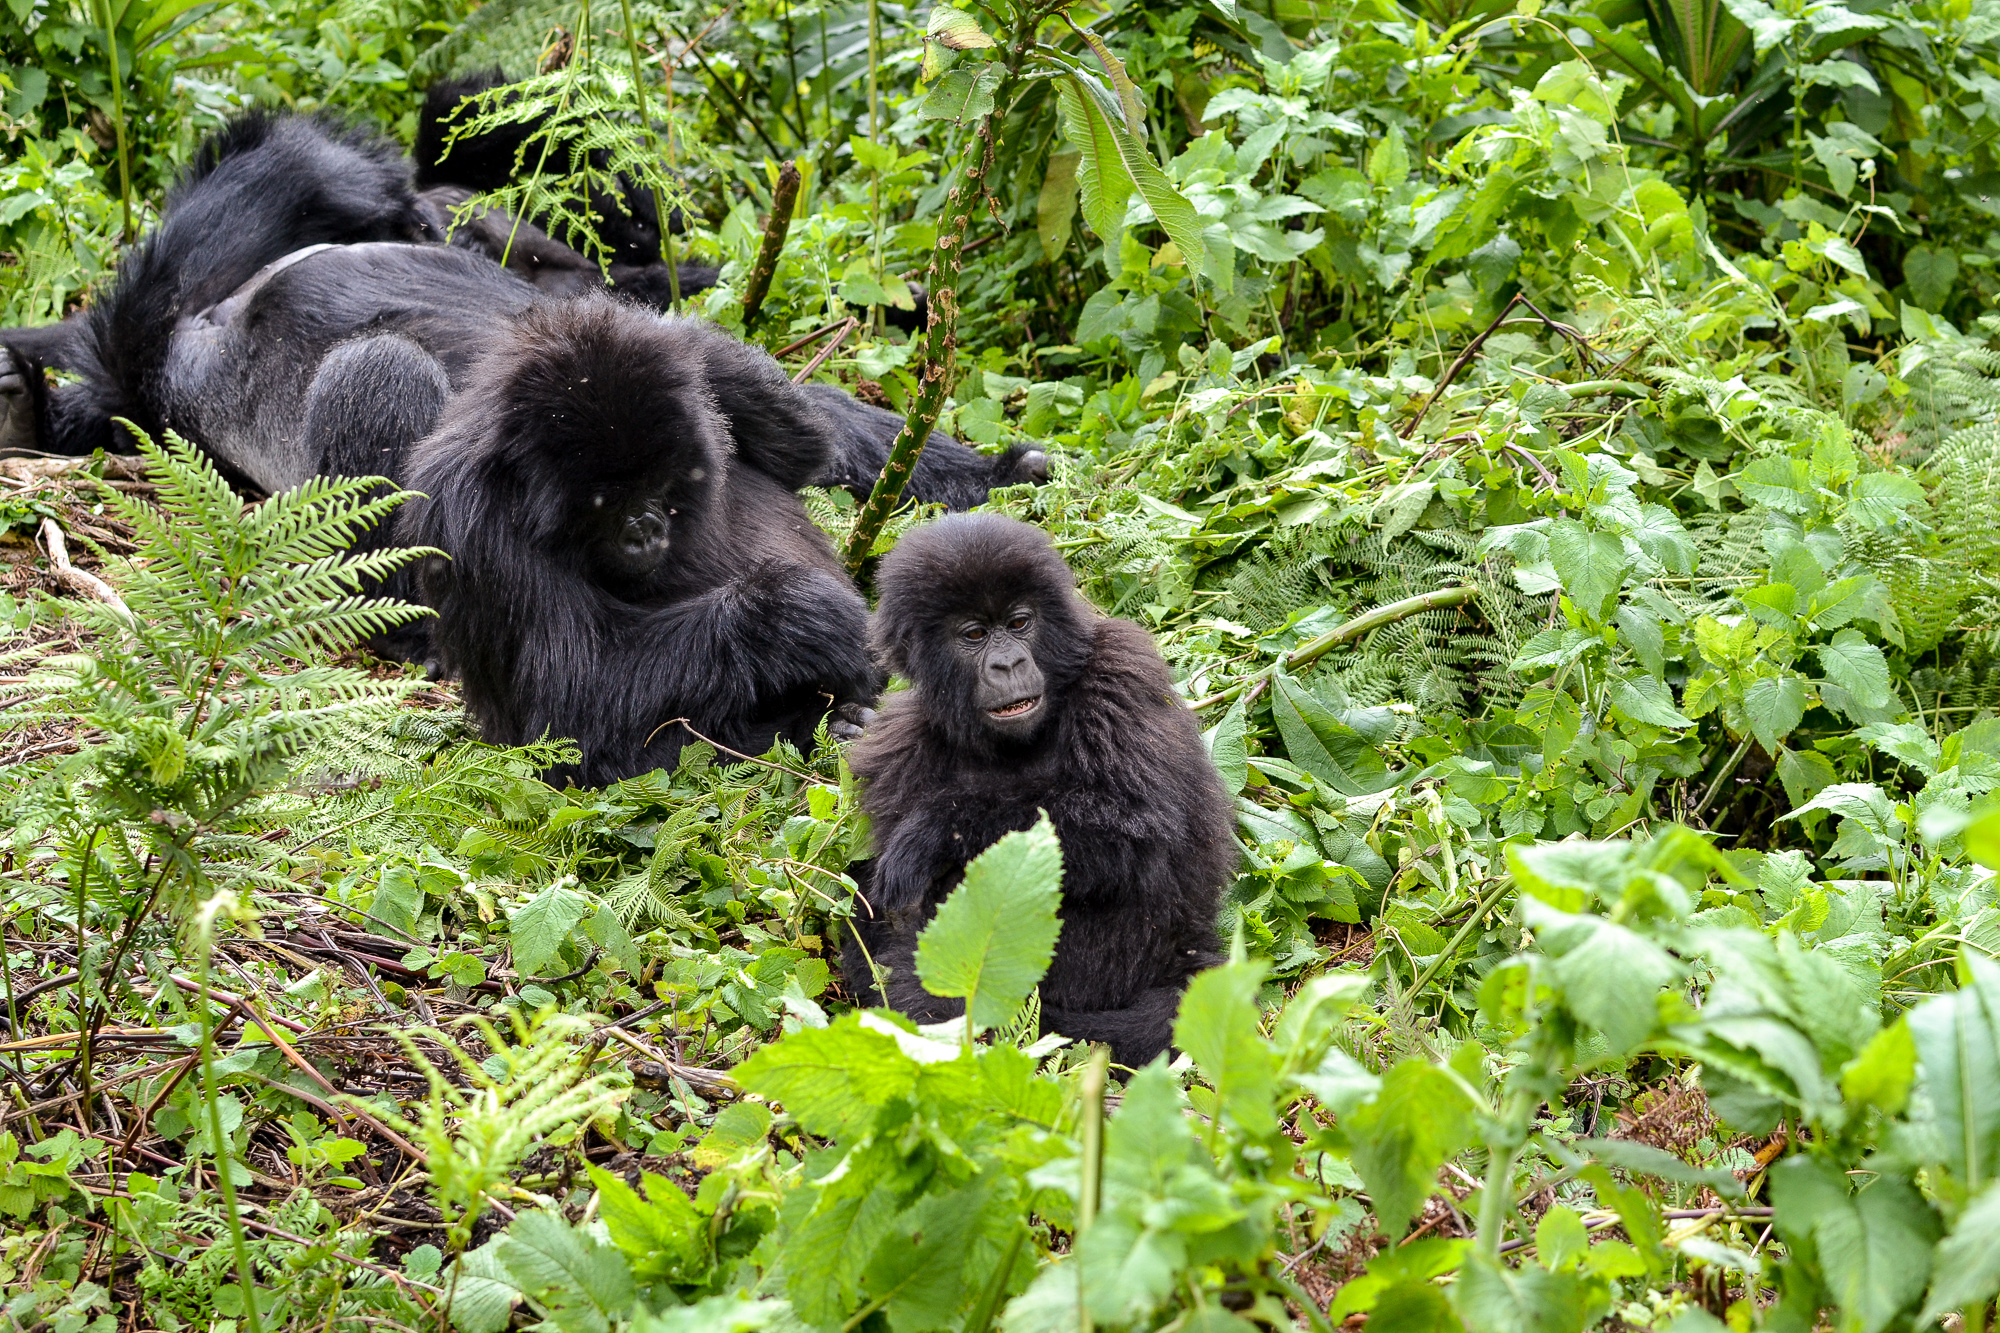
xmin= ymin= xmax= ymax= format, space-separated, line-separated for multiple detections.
xmin=1399 ymin=292 xmax=1596 ymax=439
xmin=1190 ymin=586 xmax=1480 ymax=710
xmin=38 ymin=517 xmax=132 ymax=622
xmin=791 ymin=317 xmax=860 ymax=384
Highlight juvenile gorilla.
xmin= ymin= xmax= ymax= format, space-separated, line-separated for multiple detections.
xmin=400 ymin=298 xmax=879 ymax=786
xmin=843 ymin=515 xmax=1237 ymax=1066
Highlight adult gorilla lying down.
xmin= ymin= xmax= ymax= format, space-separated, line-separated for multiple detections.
xmin=0 ymin=111 xmax=1046 ymax=509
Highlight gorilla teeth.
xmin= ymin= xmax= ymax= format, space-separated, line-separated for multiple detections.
xmin=989 ymin=696 xmax=1040 ymax=718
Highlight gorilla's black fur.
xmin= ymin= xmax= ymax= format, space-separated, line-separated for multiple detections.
xmin=0 ymin=110 xmax=1045 ymax=513
xmin=400 ymin=298 xmax=878 ymax=786
xmin=843 ymin=515 xmax=1237 ymax=1066
xmin=10 ymin=112 xmax=437 ymax=456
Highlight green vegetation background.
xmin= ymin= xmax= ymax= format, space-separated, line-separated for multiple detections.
xmin=8 ymin=0 xmax=2000 ymax=1329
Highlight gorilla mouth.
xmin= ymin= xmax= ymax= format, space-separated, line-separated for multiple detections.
xmin=989 ymin=696 xmax=1041 ymax=719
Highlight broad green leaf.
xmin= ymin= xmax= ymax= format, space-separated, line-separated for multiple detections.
xmin=1066 ymin=21 xmax=1146 ymax=135
xmin=496 ymin=1211 xmax=637 ymax=1333
xmin=1906 ymin=950 xmax=2000 ymax=1192
xmin=1037 ymin=149 xmax=1080 ymax=257
xmin=589 ymin=1166 xmax=702 ymax=1282
xmin=1769 ymin=1157 xmax=1937 ymax=1333
xmin=1546 ymin=518 xmax=1629 ymax=617
xmin=1736 ymin=457 xmax=1814 ymax=513
xmin=1775 ymin=746 xmax=1839 ymax=807
xmin=914 ymin=817 xmax=1064 ymax=1032
xmin=447 ymin=1238 xmax=525 ymax=1333
xmin=633 ymin=1296 xmax=797 ymax=1333
xmin=1841 ymin=1018 xmax=1916 ymax=1114
xmin=1847 ymin=471 xmax=1926 ymax=528
xmin=1172 ymin=959 xmax=1278 ymax=1135
xmin=1920 ymin=1178 xmax=2000 ymax=1320
xmin=1742 ymin=673 xmax=1809 ymax=753
xmin=925 ymin=5 xmax=995 ymax=48
xmin=372 ymin=864 xmax=422 ymax=937
xmin=1817 ymin=630 xmax=1892 ymax=709
xmin=508 ymin=881 xmax=594 ymax=977
xmin=734 ymin=1013 xmax=918 ymax=1139
xmin=1270 ymin=675 xmax=1389 ymax=795
xmin=1607 ymin=673 xmax=1693 ymax=728
xmin=1521 ymin=896 xmax=1678 ymax=1052
xmin=1055 ymin=76 xmax=1133 ymax=252
xmin=1344 ymin=1059 xmax=1479 ymax=1235
xmin=920 ymin=64 xmax=1002 ymax=122
xmin=1368 ymin=125 xmax=1410 ymax=188
xmin=860 ymin=1183 xmax=989 ymax=1330
xmin=1452 ymin=1244 xmax=1608 ymax=1330
xmin=1202 ymin=701 xmax=1249 ymax=795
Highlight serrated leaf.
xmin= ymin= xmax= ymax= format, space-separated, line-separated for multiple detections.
xmin=734 ymin=1013 xmax=918 ymax=1139
xmin=495 ymin=1211 xmax=636 ymax=1333
xmin=1742 ymin=673 xmax=1809 ymax=753
xmin=589 ymin=1166 xmax=702 ymax=1283
xmin=1841 ymin=1018 xmax=1916 ymax=1114
xmin=508 ymin=881 xmax=593 ymax=977
xmin=914 ymin=818 xmax=1063 ymax=1032
xmin=1521 ymin=896 xmax=1678 ymax=1052
xmin=1769 ymin=1157 xmax=1936 ymax=1333
xmin=1368 ymin=125 xmax=1410 ymax=188
xmin=1607 ymin=673 xmax=1693 ymax=728
xmin=1343 ymin=1059 xmax=1479 ymax=1236
xmin=1920 ymin=1178 xmax=2000 ymax=1320
xmin=1546 ymin=518 xmax=1630 ymax=617
xmin=1172 ymin=959 xmax=1277 ymax=1135
xmin=1817 ymin=629 xmax=1891 ymax=710
xmin=1055 ymin=76 xmax=1133 ymax=251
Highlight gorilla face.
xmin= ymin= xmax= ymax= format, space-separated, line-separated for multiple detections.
xmin=956 ymin=603 xmax=1047 ymax=738
xmin=590 ymin=489 xmax=680 ymax=583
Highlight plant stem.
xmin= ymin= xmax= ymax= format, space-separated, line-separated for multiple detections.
xmin=963 ymin=1227 xmax=1026 ymax=1333
xmin=1190 ymin=585 xmax=1479 ymax=710
xmin=199 ymin=912 xmax=265 ymax=1333
xmin=93 ymin=0 xmax=132 ymax=241
xmin=742 ymin=161 xmax=802 ymax=328
xmin=839 ymin=7 xmax=1054 ymax=575
xmin=616 ymin=0 xmax=680 ymax=310
xmin=1077 ymin=1044 xmax=1108 ymax=1333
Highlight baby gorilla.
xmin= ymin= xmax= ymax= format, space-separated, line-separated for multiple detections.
xmin=843 ymin=514 xmax=1237 ymax=1066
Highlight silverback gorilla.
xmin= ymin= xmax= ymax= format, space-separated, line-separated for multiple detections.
xmin=0 ymin=110 xmax=1046 ymax=509
xmin=842 ymin=515 xmax=1237 ymax=1066
xmin=399 ymin=298 xmax=878 ymax=786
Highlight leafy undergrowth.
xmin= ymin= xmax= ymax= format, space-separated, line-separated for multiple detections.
xmin=13 ymin=0 xmax=2000 ymax=1328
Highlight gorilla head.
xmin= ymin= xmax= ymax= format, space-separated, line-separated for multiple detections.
xmin=871 ymin=513 xmax=1094 ymax=754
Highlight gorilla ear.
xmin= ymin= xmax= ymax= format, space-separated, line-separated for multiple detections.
xmin=695 ymin=327 xmax=839 ymax=491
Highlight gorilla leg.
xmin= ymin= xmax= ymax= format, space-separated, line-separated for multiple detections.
xmin=799 ymin=383 xmax=1048 ymax=511
xmin=299 ymin=335 xmax=450 ymax=662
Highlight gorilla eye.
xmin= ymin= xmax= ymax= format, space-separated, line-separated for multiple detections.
xmin=1006 ymin=612 xmax=1031 ymax=632
xmin=962 ymin=625 xmax=987 ymax=643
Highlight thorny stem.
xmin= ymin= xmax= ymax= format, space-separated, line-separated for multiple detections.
xmin=839 ymin=11 xmax=1043 ymax=575
xmin=742 ymin=161 xmax=802 ymax=328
